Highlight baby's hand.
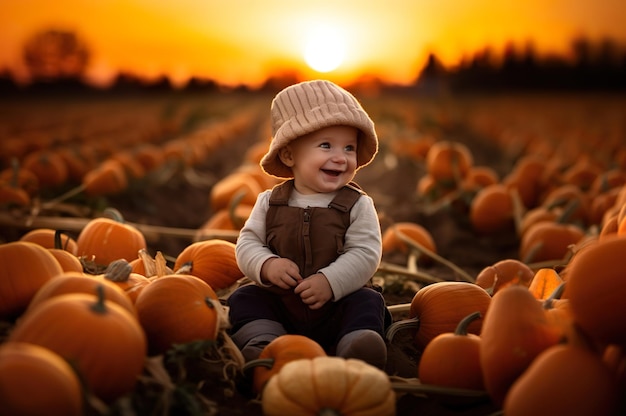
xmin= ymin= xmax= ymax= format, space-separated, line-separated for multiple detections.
xmin=294 ymin=273 xmax=333 ymax=310
xmin=260 ymin=257 xmax=302 ymax=289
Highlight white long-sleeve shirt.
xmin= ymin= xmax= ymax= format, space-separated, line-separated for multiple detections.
xmin=235 ymin=187 xmax=382 ymax=301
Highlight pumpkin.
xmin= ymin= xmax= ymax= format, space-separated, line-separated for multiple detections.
xmin=479 ymin=285 xmax=562 ymax=406
xmin=173 ymin=239 xmax=244 ymax=291
xmin=26 ymin=270 xmax=136 ymax=316
xmin=19 ymin=228 xmax=78 ymax=254
xmin=8 ymin=288 xmax=147 ymax=402
xmin=475 ymin=258 xmax=535 ymax=295
xmin=209 ymin=171 xmax=263 ymax=212
xmin=261 ymin=356 xmax=395 ymax=416
xmin=425 ymin=140 xmax=473 ymax=183
xmin=195 ymin=203 xmax=253 ymax=234
xmin=82 ymin=159 xmax=129 ymax=196
xmin=503 ymin=344 xmax=618 ymax=416
xmin=563 ymin=234 xmax=626 ymax=346
xmin=469 ymin=184 xmax=516 ymax=234
xmin=0 ymin=160 xmax=39 ymax=196
xmin=22 ymin=150 xmax=68 ymax=188
xmin=0 ymin=342 xmax=83 ymax=416
xmin=502 ymin=155 xmax=545 ymax=209
xmin=417 ymin=311 xmax=484 ymax=390
xmin=460 ymin=165 xmax=499 ymax=193
xmin=48 ymin=248 xmax=84 ymax=273
xmin=0 ymin=241 xmax=64 ymax=319
xmin=519 ymin=221 xmax=585 ymax=263
xmin=76 ymin=215 xmax=147 ymax=266
xmin=540 ymin=184 xmax=590 ymax=226
xmin=248 ymin=334 xmax=327 ymax=394
xmin=381 ymin=221 xmax=437 ymax=266
xmin=386 ymin=281 xmax=491 ymax=351
xmin=0 ymin=182 xmax=30 ymax=206
xmin=134 ymin=274 xmax=223 ymax=355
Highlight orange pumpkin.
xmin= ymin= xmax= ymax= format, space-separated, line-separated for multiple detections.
xmin=48 ymin=248 xmax=84 ymax=273
xmin=82 ymin=159 xmax=129 ymax=196
xmin=386 ymin=281 xmax=491 ymax=351
xmin=381 ymin=222 xmax=437 ymax=266
xmin=475 ymin=258 xmax=535 ymax=295
xmin=0 ymin=182 xmax=30 ymax=206
xmin=250 ymin=334 xmax=327 ymax=394
xmin=134 ymin=274 xmax=222 ymax=355
xmin=26 ymin=270 xmax=136 ymax=317
xmin=0 ymin=342 xmax=83 ymax=416
xmin=22 ymin=150 xmax=68 ymax=188
xmin=19 ymin=228 xmax=78 ymax=255
xmin=76 ymin=215 xmax=147 ymax=266
xmin=563 ymin=234 xmax=626 ymax=346
xmin=8 ymin=289 xmax=147 ymax=402
xmin=503 ymin=344 xmax=618 ymax=416
xmin=209 ymin=171 xmax=263 ymax=212
xmin=417 ymin=311 xmax=484 ymax=390
xmin=425 ymin=140 xmax=473 ymax=183
xmin=502 ymin=155 xmax=545 ymax=209
xmin=174 ymin=239 xmax=244 ymax=291
xmin=480 ymin=285 xmax=562 ymax=406
xmin=0 ymin=241 xmax=64 ymax=319
xmin=469 ymin=184 xmax=516 ymax=234
xmin=519 ymin=221 xmax=585 ymax=263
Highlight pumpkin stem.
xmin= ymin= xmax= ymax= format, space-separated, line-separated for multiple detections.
xmin=90 ymin=284 xmax=108 ymax=314
xmin=104 ymin=259 xmax=133 ymax=282
xmin=241 ymin=357 xmax=275 ymax=373
xmin=556 ymin=198 xmax=580 ymax=224
xmin=510 ymin=187 xmax=526 ymax=237
xmin=103 ymin=207 xmax=125 ymax=223
xmin=455 ymin=311 xmax=481 ymax=336
xmin=53 ymin=229 xmax=71 ymax=251
xmin=385 ymin=317 xmax=419 ymax=343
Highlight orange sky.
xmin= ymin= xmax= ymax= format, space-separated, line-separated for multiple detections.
xmin=1 ymin=0 xmax=625 ymax=88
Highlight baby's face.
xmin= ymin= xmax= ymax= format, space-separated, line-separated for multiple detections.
xmin=281 ymin=125 xmax=358 ymax=194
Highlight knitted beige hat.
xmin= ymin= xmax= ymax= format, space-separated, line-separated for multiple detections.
xmin=260 ymin=79 xmax=378 ymax=178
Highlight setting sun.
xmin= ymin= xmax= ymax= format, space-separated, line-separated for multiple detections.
xmin=303 ymin=24 xmax=346 ymax=73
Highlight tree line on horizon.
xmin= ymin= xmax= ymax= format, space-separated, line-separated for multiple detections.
xmin=1 ymin=29 xmax=625 ymax=95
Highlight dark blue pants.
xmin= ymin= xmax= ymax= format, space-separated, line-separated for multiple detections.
xmin=227 ymin=284 xmax=391 ymax=354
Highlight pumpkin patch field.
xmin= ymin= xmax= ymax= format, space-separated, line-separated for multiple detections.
xmin=1 ymin=89 xmax=626 ymax=415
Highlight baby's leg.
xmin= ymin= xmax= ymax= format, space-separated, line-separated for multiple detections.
xmin=231 ymin=319 xmax=287 ymax=361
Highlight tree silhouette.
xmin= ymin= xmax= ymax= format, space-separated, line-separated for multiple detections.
xmin=23 ymin=29 xmax=90 ymax=82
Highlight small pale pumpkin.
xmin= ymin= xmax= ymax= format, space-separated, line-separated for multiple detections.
xmin=262 ymin=356 xmax=395 ymax=416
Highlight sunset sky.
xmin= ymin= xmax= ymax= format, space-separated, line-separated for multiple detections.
xmin=1 ymin=0 xmax=625 ymax=88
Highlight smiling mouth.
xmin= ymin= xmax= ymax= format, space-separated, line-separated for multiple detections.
xmin=322 ymin=169 xmax=342 ymax=177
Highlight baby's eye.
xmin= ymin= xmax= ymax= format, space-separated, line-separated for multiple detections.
xmin=345 ymin=144 xmax=356 ymax=152
xmin=319 ymin=142 xmax=331 ymax=149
